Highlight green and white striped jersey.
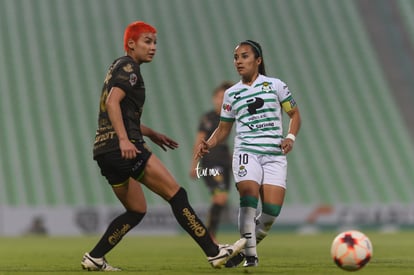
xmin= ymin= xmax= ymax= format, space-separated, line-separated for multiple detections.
xmin=221 ymin=74 xmax=296 ymax=156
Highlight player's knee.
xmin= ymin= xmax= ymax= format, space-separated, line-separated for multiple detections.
xmin=262 ymin=202 xmax=282 ymax=217
xmin=212 ymin=192 xmax=228 ymax=205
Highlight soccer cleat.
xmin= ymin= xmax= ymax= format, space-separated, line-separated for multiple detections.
xmin=243 ymin=256 xmax=259 ymax=267
xmin=225 ymin=251 xmax=245 ymax=268
xmin=208 ymin=238 xmax=247 ymax=268
xmin=81 ymin=253 xmax=121 ymax=271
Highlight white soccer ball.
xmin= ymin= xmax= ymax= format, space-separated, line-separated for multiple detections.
xmin=330 ymin=230 xmax=373 ymax=271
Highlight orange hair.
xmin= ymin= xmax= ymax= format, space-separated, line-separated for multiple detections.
xmin=123 ymin=21 xmax=157 ymax=52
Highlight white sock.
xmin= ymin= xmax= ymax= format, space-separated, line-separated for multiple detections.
xmin=239 ymin=206 xmax=257 ymax=257
xmin=255 ymin=212 xmax=276 ymax=244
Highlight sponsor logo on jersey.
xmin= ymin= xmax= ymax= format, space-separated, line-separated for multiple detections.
xmin=123 ymin=63 xmax=134 ymax=73
xmin=253 ymin=121 xmax=275 ymax=129
xmin=247 ymin=97 xmax=264 ymax=114
xmin=248 ymin=114 xmax=267 ymax=121
xmin=222 ymin=103 xmax=232 ymax=112
xmin=94 ymin=130 xmax=116 ymax=143
xmin=129 ymin=73 xmax=137 ymax=86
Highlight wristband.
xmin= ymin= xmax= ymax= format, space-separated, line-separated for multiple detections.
xmin=286 ymin=133 xmax=296 ymax=142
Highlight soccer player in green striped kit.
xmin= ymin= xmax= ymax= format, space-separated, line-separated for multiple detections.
xmin=196 ymin=40 xmax=301 ymax=267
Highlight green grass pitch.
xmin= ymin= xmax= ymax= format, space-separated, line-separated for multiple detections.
xmin=0 ymin=231 xmax=413 ymax=274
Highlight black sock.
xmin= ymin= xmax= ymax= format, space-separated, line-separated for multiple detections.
xmin=207 ymin=203 xmax=224 ymax=237
xmin=168 ymin=187 xmax=219 ymax=257
xmin=89 ymin=211 xmax=145 ymax=258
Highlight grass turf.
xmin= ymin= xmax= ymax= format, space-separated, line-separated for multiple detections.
xmin=0 ymin=231 xmax=413 ymax=274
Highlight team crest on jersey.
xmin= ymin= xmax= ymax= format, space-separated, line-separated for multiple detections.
xmin=129 ymin=73 xmax=137 ymax=86
xmin=222 ymin=103 xmax=232 ymax=112
xmin=123 ymin=64 xmax=134 ymax=73
xmin=262 ymin=82 xmax=272 ymax=92
xmin=238 ymin=165 xmax=247 ymax=177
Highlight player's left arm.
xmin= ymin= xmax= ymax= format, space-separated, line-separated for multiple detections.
xmin=281 ymin=100 xmax=301 ymax=154
xmin=141 ymin=124 xmax=179 ymax=151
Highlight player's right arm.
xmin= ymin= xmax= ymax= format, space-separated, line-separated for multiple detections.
xmin=195 ymin=120 xmax=233 ymax=159
xmin=106 ymin=86 xmax=140 ymax=159
xmin=190 ymin=131 xmax=207 ymax=178
xmin=196 ymin=87 xmax=235 ymax=159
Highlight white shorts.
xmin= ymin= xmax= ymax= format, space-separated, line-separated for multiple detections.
xmin=232 ymin=150 xmax=287 ymax=189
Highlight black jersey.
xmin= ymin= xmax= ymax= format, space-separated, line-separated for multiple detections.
xmin=93 ymin=56 xmax=146 ymax=158
xmin=198 ymin=110 xmax=231 ymax=167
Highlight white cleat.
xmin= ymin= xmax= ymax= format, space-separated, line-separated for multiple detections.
xmin=81 ymin=253 xmax=121 ymax=271
xmin=208 ymin=238 xmax=247 ymax=268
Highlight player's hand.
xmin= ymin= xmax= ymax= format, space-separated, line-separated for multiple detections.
xmin=119 ymin=139 xmax=140 ymax=159
xmin=189 ymin=168 xmax=197 ymax=179
xmin=281 ymin=137 xmax=294 ymax=155
xmin=149 ymin=132 xmax=179 ymax=151
xmin=195 ymin=140 xmax=210 ymax=159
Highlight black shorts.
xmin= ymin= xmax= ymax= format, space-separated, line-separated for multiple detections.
xmin=95 ymin=142 xmax=152 ymax=186
xmin=202 ymin=164 xmax=231 ymax=194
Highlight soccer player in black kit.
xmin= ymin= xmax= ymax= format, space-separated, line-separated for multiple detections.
xmin=190 ymin=82 xmax=233 ymax=242
xmin=81 ymin=21 xmax=245 ymax=271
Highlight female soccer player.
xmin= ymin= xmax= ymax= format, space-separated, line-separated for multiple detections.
xmin=81 ymin=21 xmax=245 ymax=271
xmin=189 ymin=81 xmax=233 ymax=241
xmin=196 ymin=40 xmax=301 ymax=267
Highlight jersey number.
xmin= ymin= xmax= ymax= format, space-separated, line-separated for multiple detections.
xmin=239 ymin=153 xmax=249 ymax=165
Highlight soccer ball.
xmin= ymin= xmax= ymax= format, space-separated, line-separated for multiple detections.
xmin=330 ymin=230 xmax=373 ymax=271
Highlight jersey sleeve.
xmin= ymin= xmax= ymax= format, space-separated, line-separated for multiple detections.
xmin=276 ymin=80 xmax=297 ymax=113
xmin=112 ymin=61 xmax=140 ymax=95
xmin=220 ymin=89 xmax=235 ymax=122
